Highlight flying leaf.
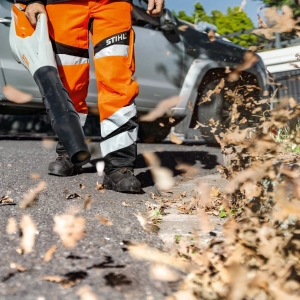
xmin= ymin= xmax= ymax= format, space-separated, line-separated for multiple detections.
xmin=20 ymin=181 xmax=46 ymax=209
xmin=20 ymin=215 xmax=37 ymax=254
xmin=77 ymin=286 xmax=98 ymax=300
xmin=53 ymin=215 xmax=86 ymax=248
xmin=6 ymin=218 xmax=17 ymax=234
xmin=96 ymin=215 xmax=113 ymax=226
xmin=43 ymin=245 xmax=57 ymax=262
xmin=2 ymin=85 xmax=33 ymax=103
xmin=139 ymin=96 xmax=183 ymax=122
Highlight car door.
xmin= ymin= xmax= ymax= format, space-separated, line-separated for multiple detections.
xmin=131 ymin=0 xmax=184 ymax=111
xmin=0 ymin=0 xmax=42 ymax=100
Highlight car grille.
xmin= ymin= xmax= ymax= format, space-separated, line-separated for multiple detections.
xmin=273 ymin=69 xmax=300 ymax=102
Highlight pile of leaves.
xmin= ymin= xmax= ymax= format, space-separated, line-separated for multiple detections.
xmin=130 ymin=92 xmax=300 ymax=300
xmin=130 ymin=11 xmax=300 ymax=295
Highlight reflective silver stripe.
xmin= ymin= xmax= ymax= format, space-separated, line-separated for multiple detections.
xmin=94 ymin=45 xmax=129 ymax=59
xmin=100 ymin=103 xmax=136 ymax=138
xmin=100 ymin=127 xmax=138 ymax=157
xmin=55 ymin=54 xmax=89 ymax=66
xmin=78 ymin=113 xmax=87 ymax=126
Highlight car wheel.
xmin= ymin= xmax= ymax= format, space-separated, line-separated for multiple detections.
xmin=197 ymin=79 xmax=231 ymax=144
xmin=197 ymin=75 xmax=262 ymax=145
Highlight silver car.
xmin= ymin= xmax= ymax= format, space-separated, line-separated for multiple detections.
xmin=0 ymin=0 xmax=271 ymax=143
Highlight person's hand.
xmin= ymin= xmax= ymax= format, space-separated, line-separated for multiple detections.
xmin=25 ymin=2 xmax=47 ymax=26
xmin=147 ymin=0 xmax=165 ymax=17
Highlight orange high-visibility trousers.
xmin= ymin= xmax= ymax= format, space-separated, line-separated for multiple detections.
xmin=46 ymin=0 xmax=139 ymax=174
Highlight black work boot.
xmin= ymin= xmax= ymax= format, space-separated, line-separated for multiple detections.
xmin=103 ymin=168 xmax=141 ymax=193
xmin=48 ymin=142 xmax=80 ymax=176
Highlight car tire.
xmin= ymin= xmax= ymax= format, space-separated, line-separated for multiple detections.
xmin=197 ymin=79 xmax=231 ymax=144
xmin=197 ymin=75 xmax=262 ymax=145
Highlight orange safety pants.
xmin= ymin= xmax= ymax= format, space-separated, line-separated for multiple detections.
xmin=46 ymin=0 xmax=139 ymax=174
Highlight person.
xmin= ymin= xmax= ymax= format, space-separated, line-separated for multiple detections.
xmin=16 ymin=0 xmax=165 ymax=193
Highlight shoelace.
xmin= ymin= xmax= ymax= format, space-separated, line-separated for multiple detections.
xmin=119 ymin=168 xmax=133 ymax=175
xmin=57 ymin=153 xmax=70 ymax=160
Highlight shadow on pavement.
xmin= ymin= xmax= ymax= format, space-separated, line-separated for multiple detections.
xmin=135 ymin=150 xmax=221 ymax=189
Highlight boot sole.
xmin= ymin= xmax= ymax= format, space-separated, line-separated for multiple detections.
xmin=103 ymin=176 xmax=141 ymax=194
xmin=48 ymin=165 xmax=77 ymax=177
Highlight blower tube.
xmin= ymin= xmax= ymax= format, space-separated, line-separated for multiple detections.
xmin=33 ymin=66 xmax=91 ymax=166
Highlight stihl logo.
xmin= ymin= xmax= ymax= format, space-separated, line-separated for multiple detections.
xmin=22 ymin=54 xmax=30 ymax=68
xmin=106 ymin=33 xmax=128 ymax=46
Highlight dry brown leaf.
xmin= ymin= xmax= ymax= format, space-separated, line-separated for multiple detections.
xmin=225 ymin=66 xmax=231 ymax=73
xmin=10 ymin=263 xmax=26 ymax=272
xmin=152 ymin=167 xmax=175 ymax=191
xmin=134 ymin=212 xmax=148 ymax=231
xmin=79 ymin=184 xmax=85 ymax=190
xmin=290 ymin=63 xmax=299 ymax=69
xmin=227 ymin=263 xmax=248 ymax=300
xmin=208 ymin=29 xmax=216 ymax=42
xmin=0 ymin=195 xmax=15 ymax=205
xmin=195 ymin=182 xmax=213 ymax=208
xmin=258 ymin=15 xmax=268 ymax=29
xmin=228 ymin=51 xmax=259 ymax=82
xmin=20 ymin=215 xmax=37 ymax=254
xmin=95 ymin=182 xmax=104 ymax=190
xmin=77 ymin=286 xmax=98 ymax=300
xmin=42 ymin=275 xmax=82 ymax=288
xmin=96 ymin=215 xmax=113 ymax=226
xmin=198 ymin=209 xmax=216 ymax=234
xmin=172 ymin=290 xmax=197 ymax=300
xmin=53 ymin=215 xmax=86 ymax=248
xmin=169 ymin=117 xmax=175 ymax=123
xmin=6 ymin=218 xmax=17 ymax=234
xmin=193 ymin=120 xmax=208 ymax=129
xmin=66 ymin=193 xmax=81 ymax=199
xmin=289 ymin=97 xmax=297 ymax=108
xmin=240 ymin=181 xmax=263 ymax=199
xmin=169 ymin=133 xmax=183 ymax=145
xmin=16 ymin=248 xmax=23 ymax=255
xmin=268 ymin=284 xmax=300 ymax=300
xmin=83 ymin=194 xmax=93 ymax=210
xmin=128 ymin=244 xmax=190 ymax=271
xmin=41 ymin=139 xmax=56 ymax=149
xmin=150 ymin=264 xmax=180 ymax=282
xmin=239 ymin=0 xmax=246 ymax=12
xmin=2 ymin=85 xmax=33 ymax=103
xmin=211 ymin=186 xmax=220 ymax=197
xmin=139 ymin=96 xmax=183 ymax=122
xmin=43 ymin=245 xmax=57 ymax=262
xmin=248 ymin=45 xmax=264 ymax=52
xmin=143 ymin=152 xmax=175 ymax=191
xmin=188 ymin=100 xmax=193 ymax=112
xmin=200 ymin=78 xmax=225 ymax=104
xmin=177 ymin=25 xmax=189 ymax=32
xmin=20 ymin=181 xmax=46 ymax=209
xmin=254 ymin=6 xmax=298 ymax=40
xmin=175 ymin=163 xmax=200 ymax=178
xmin=30 ymin=173 xmax=41 ymax=180
xmin=122 ymin=201 xmax=131 ymax=207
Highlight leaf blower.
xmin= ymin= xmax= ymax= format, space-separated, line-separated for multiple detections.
xmin=9 ymin=3 xmax=91 ymax=166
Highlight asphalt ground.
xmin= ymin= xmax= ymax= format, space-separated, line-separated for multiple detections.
xmin=0 ymin=138 xmax=222 ymax=300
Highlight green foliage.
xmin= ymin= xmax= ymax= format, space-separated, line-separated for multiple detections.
xmin=219 ymin=205 xmax=239 ymax=218
xmin=174 ymin=234 xmax=182 ymax=243
xmin=213 ymin=7 xmax=257 ymax=47
xmin=173 ymin=3 xmax=212 ymax=24
xmin=270 ymin=123 xmax=300 ymax=154
xmin=173 ymin=2 xmax=257 ymax=47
